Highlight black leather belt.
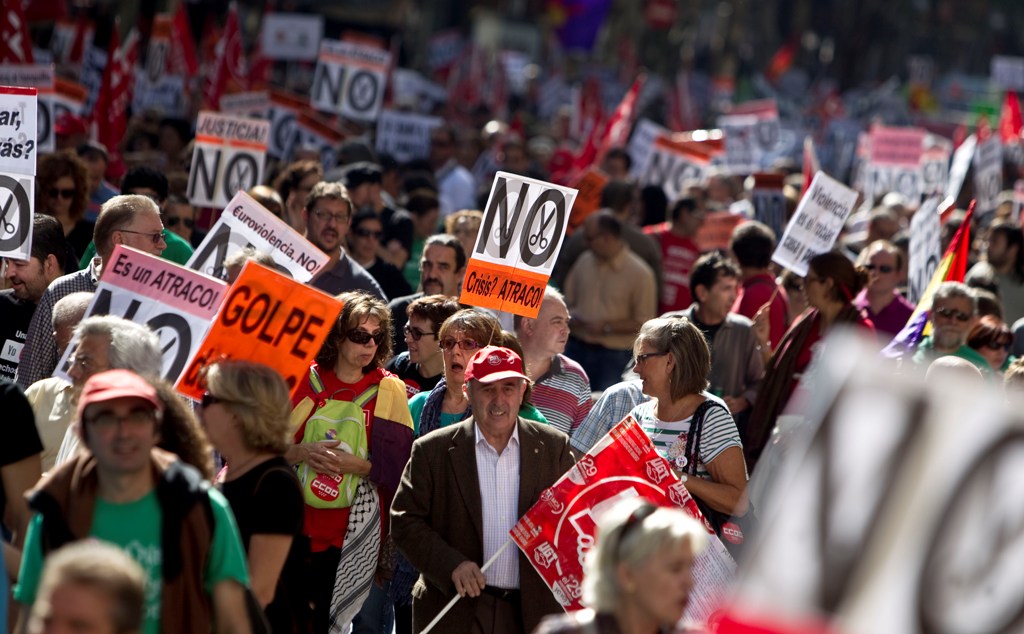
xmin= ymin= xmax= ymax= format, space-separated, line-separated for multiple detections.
xmin=481 ymin=586 xmax=521 ymax=602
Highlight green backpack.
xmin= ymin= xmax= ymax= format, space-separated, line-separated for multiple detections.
xmin=296 ymin=367 xmax=378 ymax=509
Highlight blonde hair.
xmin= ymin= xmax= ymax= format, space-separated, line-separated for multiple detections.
xmin=205 ymin=360 xmax=292 ymax=453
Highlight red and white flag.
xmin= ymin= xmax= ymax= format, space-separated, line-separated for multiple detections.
xmin=170 ymin=1 xmax=199 ymax=75
xmin=96 ymin=22 xmax=139 ymax=182
xmin=510 ymin=416 xmax=734 ymax=623
xmin=204 ymin=3 xmax=247 ymax=110
xmin=999 ymin=90 xmax=1022 ymax=145
xmin=595 ymin=74 xmax=646 ymax=164
xmin=0 ymin=0 xmax=33 ymax=64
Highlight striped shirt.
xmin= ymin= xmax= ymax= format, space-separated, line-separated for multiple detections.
xmin=631 ymin=399 xmax=741 ymax=479
xmin=475 ymin=423 xmax=521 ymax=589
xmin=532 ymin=354 xmax=592 ymax=438
xmin=570 ymin=379 xmax=649 ymax=454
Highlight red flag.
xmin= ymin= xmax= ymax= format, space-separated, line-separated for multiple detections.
xmin=96 ymin=23 xmax=139 ymax=183
xmin=68 ymin=15 xmax=92 ymax=66
xmin=595 ymin=74 xmax=646 ymax=164
xmin=204 ymin=3 xmax=247 ymax=110
xmin=510 ymin=416 xmax=730 ymax=621
xmin=999 ymin=91 xmax=1022 ymax=144
xmin=0 ymin=0 xmax=33 ymax=63
xmin=171 ymin=2 xmax=198 ymax=75
xmin=764 ymin=38 xmax=798 ymax=83
xmin=668 ymin=70 xmax=701 ymax=132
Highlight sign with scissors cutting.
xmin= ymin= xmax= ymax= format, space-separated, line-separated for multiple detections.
xmin=459 ymin=172 xmax=578 ymax=319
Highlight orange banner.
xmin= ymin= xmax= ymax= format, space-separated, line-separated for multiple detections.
xmin=175 ymin=261 xmax=343 ymax=400
xmin=459 ymin=259 xmax=549 ymax=319
xmin=568 ymin=168 xmax=608 ymax=233
xmin=694 ymin=211 xmax=747 ymax=252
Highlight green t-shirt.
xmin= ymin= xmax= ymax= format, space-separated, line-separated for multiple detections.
xmin=402 ymin=237 xmax=425 ymax=291
xmin=409 ymin=390 xmax=549 ymax=436
xmin=78 ymin=230 xmax=194 ymax=270
xmin=16 ymin=488 xmax=249 ymax=634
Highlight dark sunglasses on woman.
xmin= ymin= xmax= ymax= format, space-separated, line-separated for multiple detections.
xmin=346 ymin=329 xmax=385 ymax=346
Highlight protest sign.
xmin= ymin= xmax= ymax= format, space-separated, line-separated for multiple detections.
xmin=311 ymin=39 xmax=391 ymax=122
xmin=219 ymin=91 xmax=270 ymax=119
xmin=54 ymin=246 xmax=227 ymax=384
xmin=460 ymin=172 xmax=578 ymax=319
xmin=639 ymin=134 xmax=717 ymax=202
xmin=627 ymin=118 xmax=668 ymax=180
xmin=907 ymin=197 xmax=942 ymax=305
xmin=427 ymin=29 xmax=462 ymax=76
xmin=511 ymin=416 xmax=735 ymax=623
xmin=920 ymin=139 xmax=951 ymax=198
xmin=944 ymin=134 xmax=976 ymax=207
xmin=131 ymin=13 xmax=187 ymax=117
xmin=188 ymin=190 xmax=328 ymax=283
xmin=268 ymin=90 xmax=305 ymax=159
xmin=187 ymin=111 xmax=269 ymax=208
xmin=863 ymin=126 xmax=927 ymax=205
xmin=973 ymin=134 xmax=1002 ymax=216
xmin=52 ymin=78 xmax=87 ymax=122
xmin=567 ymin=168 xmax=608 ymax=233
xmin=717 ymin=99 xmax=781 ymax=175
xmin=694 ymin=210 xmax=747 ymax=252
xmin=751 ymin=172 xmax=787 ymax=240
xmin=176 ymin=261 xmax=342 ymax=400
xmin=391 ymin=68 xmax=448 ymax=112
xmin=79 ymin=44 xmax=106 ymax=116
xmin=772 ymin=171 xmax=858 ymax=276
xmin=0 ymin=86 xmax=38 ymax=174
xmin=287 ymin=110 xmax=345 ymax=172
xmin=260 ymin=13 xmax=323 ymax=61
xmin=374 ymin=110 xmax=442 ymax=162
xmin=992 ymin=55 xmax=1024 ymax=92
xmin=0 ymin=171 xmax=34 ymax=261
xmin=0 ymin=66 xmax=54 ymax=153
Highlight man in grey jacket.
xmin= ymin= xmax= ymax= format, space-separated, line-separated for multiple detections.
xmin=664 ymin=252 xmax=763 ymax=431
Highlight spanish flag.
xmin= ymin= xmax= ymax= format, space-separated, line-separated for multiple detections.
xmin=881 ymin=201 xmax=974 ymax=359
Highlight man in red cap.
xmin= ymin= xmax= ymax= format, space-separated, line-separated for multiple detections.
xmin=392 ymin=346 xmax=574 ymax=634
xmin=14 ymin=369 xmax=253 ymax=634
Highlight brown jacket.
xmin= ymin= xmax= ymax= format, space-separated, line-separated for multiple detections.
xmin=28 ymin=448 xmax=215 ymax=633
xmin=391 ymin=417 xmax=575 ymax=633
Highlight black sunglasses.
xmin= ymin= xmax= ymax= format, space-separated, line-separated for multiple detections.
xmin=166 ymin=216 xmax=194 ymax=229
xmin=118 ymin=228 xmax=166 ymax=245
xmin=345 ymin=329 xmax=385 ymax=346
xmin=353 ymin=227 xmax=382 ymax=239
xmin=984 ymin=340 xmax=1012 ymax=351
xmin=200 ymin=391 xmax=224 ymax=409
xmin=933 ymin=307 xmax=972 ymax=322
xmin=404 ymin=324 xmax=437 ymax=341
xmin=49 ymin=187 xmax=75 ymax=199
xmin=864 ymin=264 xmax=895 ymax=274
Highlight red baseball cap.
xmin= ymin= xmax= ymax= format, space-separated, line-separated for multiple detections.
xmin=464 ymin=346 xmax=530 ymax=384
xmin=76 ymin=369 xmax=163 ymax=421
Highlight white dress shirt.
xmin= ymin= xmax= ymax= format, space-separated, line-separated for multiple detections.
xmin=475 ymin=422 xmax=521 ymax=589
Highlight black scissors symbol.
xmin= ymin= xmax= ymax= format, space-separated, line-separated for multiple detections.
xmin=0 ymin=192 xmax=15 ymax=235
xmin=528 ymin=207 xmax=557 ymax=250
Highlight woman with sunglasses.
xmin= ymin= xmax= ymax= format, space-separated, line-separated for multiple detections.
xmin=200 ymin=360 xmax=311 ymax=633
xmin=967 ymin=315 xmax=1014 ymax=374
xmin=385 ymin=295 xmax=462 ymax=396
xmin=629 ymin=317 xmax=749 ymax=540
xmin=288 ymin=291 xmax=414 ymax=633
xmin=532 ymin=498 xmax=707 ymax=634
xmin=747 ymin=252 xmax=874 ymax=469
xmin=36 ymin=151 xmax=92 ymax=268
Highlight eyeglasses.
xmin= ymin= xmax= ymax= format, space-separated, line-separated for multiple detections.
xmin=440 ymin=337 xmax=482 ymax=352
xmin=345 ymin=329 xmax=385 ymax=346
xmin=633 ymin=351 xmax=669 ymax=365
xmin=353 ymin=227 xmax=382 ymax=239
xmin=864 ymin=264 xmax=895 ymax=274
xmin=118 ymin=228 xmax=166 ymax=245
xmin=984 ymin=340 xmax=1012 ymax=351
xmin=49 ymin=187 xmax=75 ymax=199
xmin=310 ymin=209 xmax=349 ymax=224
xmin=165 ymin=217 xmax=194 ymax=229
xmin=200 ymin=391 xmax=227 ymax=409
xmin=85 ymin=407 xmax=156 ymax=429
xmin=933 ymin=307 xmax=972 ymax=322
xmin=405 ymin=324 xmax=437 ymax=341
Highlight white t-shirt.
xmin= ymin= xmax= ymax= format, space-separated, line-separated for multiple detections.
xmin=631 ymin=397 xmax=741 ymax=479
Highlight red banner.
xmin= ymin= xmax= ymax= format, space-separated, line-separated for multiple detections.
xmin=510 ymin=416 xmax=735 ymax=623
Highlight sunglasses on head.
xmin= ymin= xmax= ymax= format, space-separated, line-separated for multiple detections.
xmin=49 ymin=187 xmax=75 ymax=199
xmin=200 ymin=391 xmax=225 ymax=409
xmin=166 ymin=216 xmax=194 ymax=229
xmin=934 ymin=307 xmax=972 ymax=322
xmin=404 ymin=324 xmax=437 ymax=341
xmin=864 ymin=264 xmax=894 ymax=274
xmin=353 ymin=227 xmax=382 ymax=239
xmin=440 ymin=337 xmax=482 ymax=352
xmin=345 ymin=328 xmax=385 ymax=346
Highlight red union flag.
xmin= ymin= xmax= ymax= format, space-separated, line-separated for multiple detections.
xmin=510 ymin=415 xmax=735 ymax=624
xmin=0 ymin=0 xmax=33 ymax=64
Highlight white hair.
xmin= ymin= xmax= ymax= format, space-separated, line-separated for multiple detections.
xmin=74 ymin=315 xmax=162 ymax=378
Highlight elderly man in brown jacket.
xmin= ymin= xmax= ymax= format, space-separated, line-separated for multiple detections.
xmin=391 ymin=346 xmax=575 ymax=633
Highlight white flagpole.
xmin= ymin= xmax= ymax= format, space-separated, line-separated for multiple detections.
xmin=420 ymin=538 xmax=514 ymax=634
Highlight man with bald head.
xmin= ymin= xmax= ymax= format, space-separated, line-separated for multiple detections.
xmin=16 ymin=195 xmax=166 ymax=388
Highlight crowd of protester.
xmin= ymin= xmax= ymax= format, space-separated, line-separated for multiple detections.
xmin=5 ymin=35 xmax=1024 ymax=634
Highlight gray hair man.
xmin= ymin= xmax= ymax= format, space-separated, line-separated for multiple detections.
xmin=912 ymin=282 xmax=988 ymax=372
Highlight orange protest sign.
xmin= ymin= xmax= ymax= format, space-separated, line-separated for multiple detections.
xmin=694 ymin=210 xmax=747 ymax=252
xmin=567 ymin=168 xmax=608 ymax=233
xmin=460 ymin=259 xmax=550 ymax=315
xmin=175 ymin=261 xmax=342 ymax=400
